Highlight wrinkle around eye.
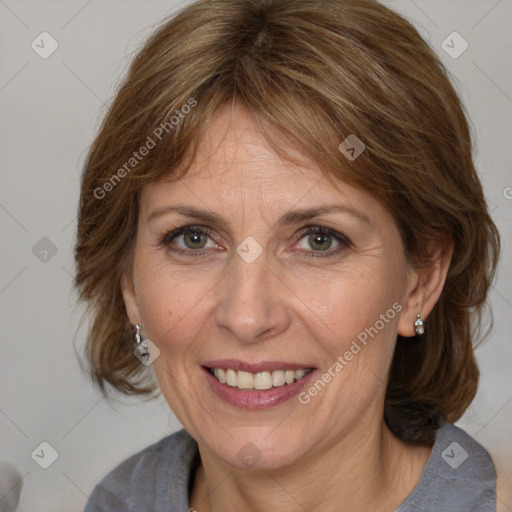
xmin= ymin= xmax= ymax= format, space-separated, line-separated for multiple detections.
xmin=153 ymin=221 xmax=362 ymax=263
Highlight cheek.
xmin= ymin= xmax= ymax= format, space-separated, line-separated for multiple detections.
xmin=132 ymin=253 xmax=219 ymax=353
xmin=292 ymin=270 xmax=403 ymax=435
xmin=289 ymin=264 xmax=402 ymax=352
xmin=135 ymin=255 xmax=196 ymax=344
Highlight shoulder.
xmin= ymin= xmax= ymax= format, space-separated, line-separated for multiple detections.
xmin=435 ymin=422 xmax=496 ymax=482
xmin=84 ymin=428 xmax=198 ymax=512
xmin=397 ymin=422 xmax=496 ymax=512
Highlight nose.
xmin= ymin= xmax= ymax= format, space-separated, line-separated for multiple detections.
xmin=213 ymin=247 xmax=291 ymax=344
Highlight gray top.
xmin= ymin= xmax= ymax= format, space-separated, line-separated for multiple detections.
xmin=83 ymin=422 xmax=496 ymax=511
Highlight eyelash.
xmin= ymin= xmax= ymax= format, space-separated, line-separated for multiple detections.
xmin=159 ymin=225 xmax=351 ymax=259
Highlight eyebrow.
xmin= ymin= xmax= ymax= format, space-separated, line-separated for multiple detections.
xmin=147 ymin=203 xmax=372 ymax=229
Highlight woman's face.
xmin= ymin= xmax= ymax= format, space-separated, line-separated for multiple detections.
xmin=123 ymin=103 xmax=416 ymax=470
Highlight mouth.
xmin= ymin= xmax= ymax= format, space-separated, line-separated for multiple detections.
xmin=205 ymin=366 xmax=313 ymax=390
xmin=201 ymin=360 xmax=316 ymax=409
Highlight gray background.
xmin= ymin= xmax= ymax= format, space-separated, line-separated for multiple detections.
xmin=0 ymin=0 xmax=511 ymax=511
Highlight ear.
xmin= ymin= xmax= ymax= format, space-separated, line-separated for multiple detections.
xmin=398 ymin=236 xmax=454 ymax=337
xmin=120 ymin=270 xmax=142 ymax=327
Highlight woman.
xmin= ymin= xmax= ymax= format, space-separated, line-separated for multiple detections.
xmin=75 ymin=0 xmax=500 ymax=510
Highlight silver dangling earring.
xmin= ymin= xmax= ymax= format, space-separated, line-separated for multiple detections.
xmin=414 ymin=314 xmax=425 ymax=335
xmin=134 ymin=324 xmax=150 ymax=363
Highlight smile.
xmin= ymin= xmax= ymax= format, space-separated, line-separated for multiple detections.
xmin=208 ymin=367 xmax=313 ymax=390
xmin=202 ymin=360 xmax=317 ymax=409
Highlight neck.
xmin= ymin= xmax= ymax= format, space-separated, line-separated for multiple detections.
xmin=189 ymin=414 xmax=432 ymax=512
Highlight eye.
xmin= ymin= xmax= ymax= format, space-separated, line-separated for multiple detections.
xmin=161 ymin=226 xmax=218 ymax=254
xmin=295 ymin=227 xmax=350 ymax=257
xmin=160 ymin=225 xmax=350 ymax=259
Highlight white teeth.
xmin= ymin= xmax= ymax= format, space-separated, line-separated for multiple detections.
xmin=226 ymin=369 xmax=237 ymax=387
xmin=216 ymin=368 xmax=226 ymax=384
xmin=294 ymin=369 xmax=307 ymax=380
xmin=254 ymin=372 xmax=273 ymax=390
xmin=210 ymin=367 xmax=311 ymax=390
xmin=285 ymin=370 xmax=295 ymax=384
xmin=237 ymin=370 xmax=254 ymax=389
xmin=272 ymin=370 xmax=285 ymax=387
xmin=214 ymin=368 xmax=227 ymax=384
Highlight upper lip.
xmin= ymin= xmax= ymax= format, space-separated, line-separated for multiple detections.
xmin=202 ymin=359 xmax=316 ymax=373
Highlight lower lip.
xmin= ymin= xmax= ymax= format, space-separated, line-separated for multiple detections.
xmin=202 ymin=367 xmax=316 ymax=409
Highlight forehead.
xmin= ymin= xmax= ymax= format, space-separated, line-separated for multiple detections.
xmin=180 ymin=103 xmax=322 ymax=185
xmin=139 ymin=103 xmax=382 ymax=222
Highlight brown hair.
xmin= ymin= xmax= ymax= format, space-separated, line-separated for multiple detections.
xmin=75 ymin=0 xmax=500 ymax=443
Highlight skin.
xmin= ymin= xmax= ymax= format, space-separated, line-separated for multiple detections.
xmin=122 ymin=102 xmax=453 ymax=511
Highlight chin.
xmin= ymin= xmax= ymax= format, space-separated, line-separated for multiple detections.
xmin=199 ymin=426 xmax=312 ymax=471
